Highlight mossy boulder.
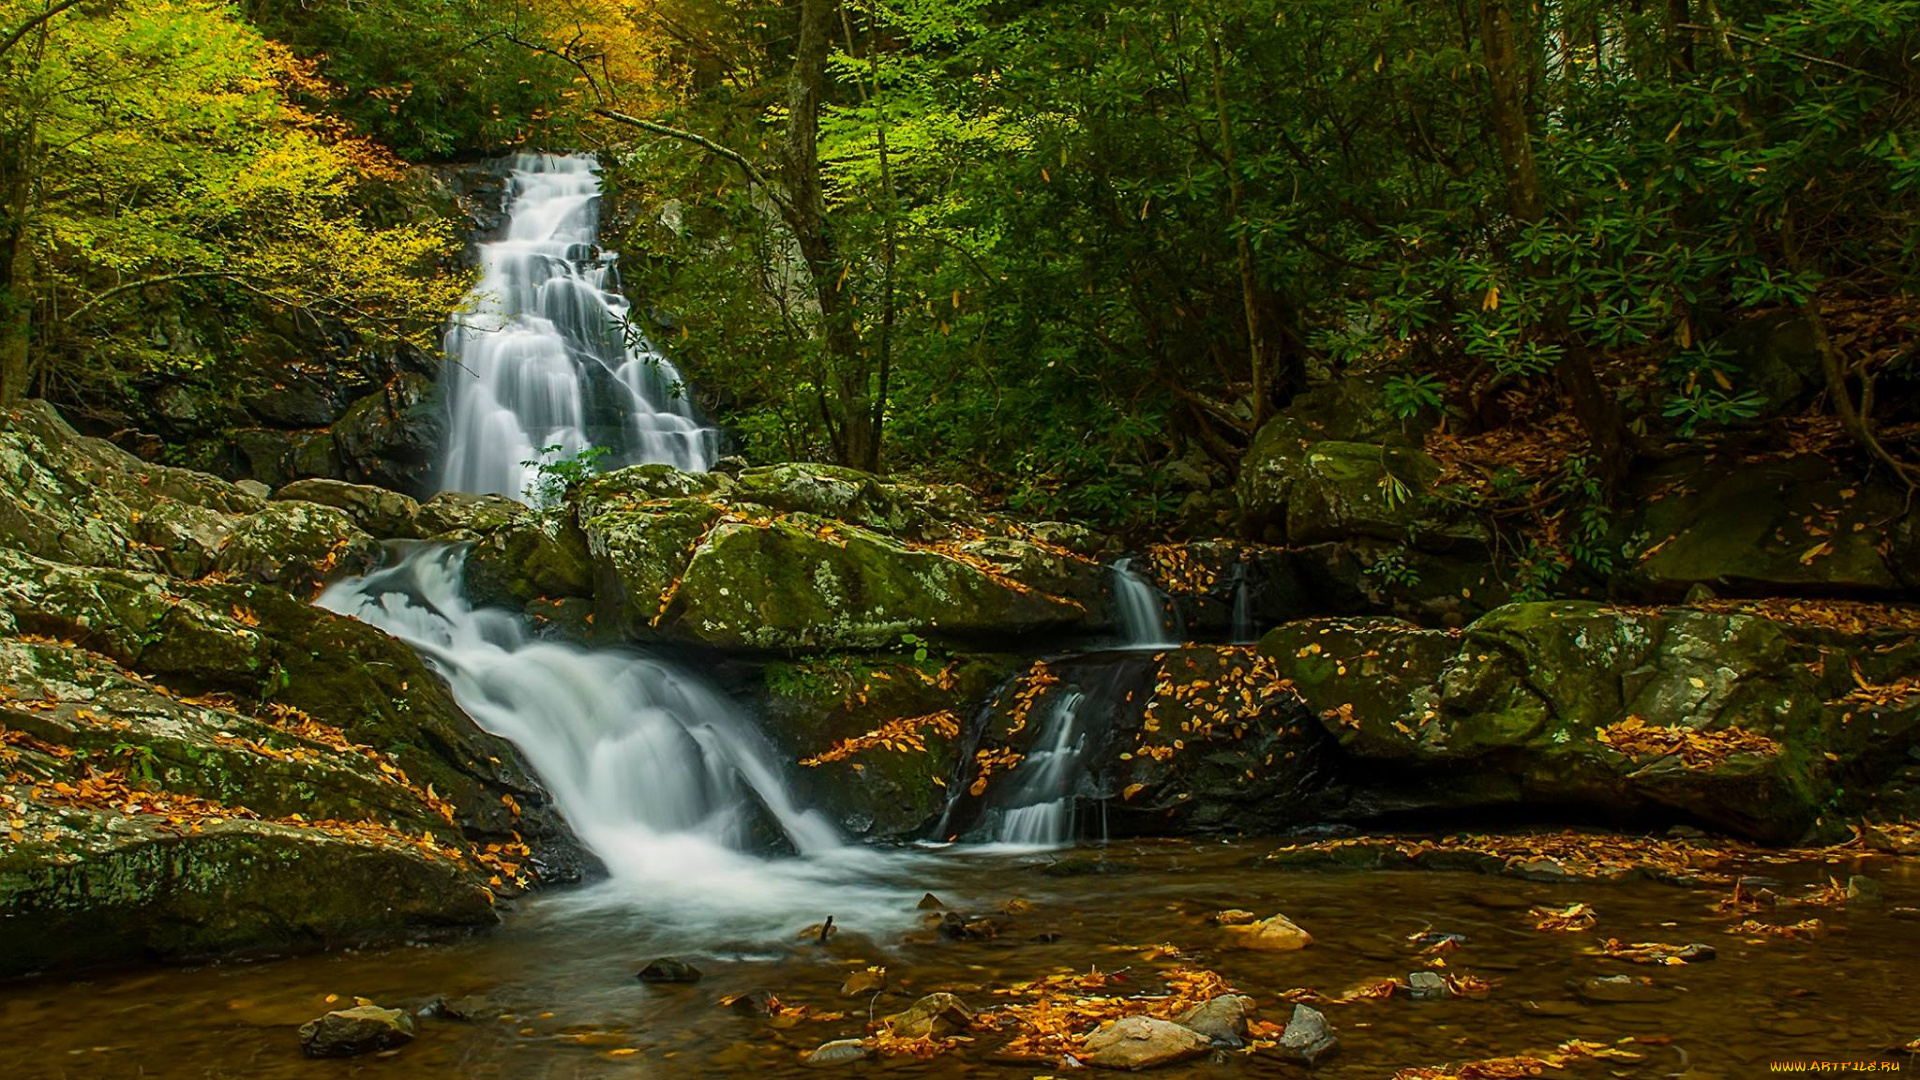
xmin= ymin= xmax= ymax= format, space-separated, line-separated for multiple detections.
xmin=214 ymin=500 xmax=383 ymax=596
xmin=767 ymin=653 xmax=1018 ymax=839
xmin=1260 ymin=602 xmax=1850 ymax=841
xmin=662 ymin=517 xmax=1087 ymax=651
xmin=462 ymin=510 xmax=596 ymax=609
xmin=273 ymin=479 xmax=423 ymax=539
xmin=0 ymin=813 xmax=496 ymax=977
xmin=416 ymin=490 xmax=524 ymax=537
xmin=1620 ymin=455 xmax=1909 ymax=599
xmin=0 ymin=401 xmax=256 ymax=577
xmin=333 ymin=373 xmax=442 ymax=496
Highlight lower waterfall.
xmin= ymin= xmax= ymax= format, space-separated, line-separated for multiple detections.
xmin=318 ymin=545 xmax=914 ymax=939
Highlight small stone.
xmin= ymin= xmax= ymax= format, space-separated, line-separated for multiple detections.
xmin=724 ymin=990 xmax=779 ymax=1017
xmin=841 ymin=968 xmax=887 ymax=996
xmin=637 ymin=957 xmax=703 ymax=984
xmin=299 ymin=1005 xmax=415 ymax=1058
xmin=1224 ymin=912 xmax=1312 ymax=952
xmin=916 ymin=892 xmax=946 ymax=910
xmin=882 ymin=993 xmax=974 ymax=1039
xmin=1673 ymin=943 xmax=1717 ymax=962
xmin=939 ymin=911 xmax=999 ymax=941
xmin=802 ymin=1038 xmax=870 ymax=1066
xmin=1081 ymin=1015 xmax=1211 ymax=1070
xmin=1209 ymin=908 xmax=1258 ymax=925
xmin=1889 ymin=906 xmax=1920 ymax=921
xmin=1411 ymin=931 xmax=1468 ymax=949
xmin=1174 ymin=994 xmax=1255 ymax=1046
xmin=235 ymin=479 xmax=271 ymax=500
xmin=1275 ymin=1004 xmax=1337 ymax=1067
xmin=1407 ymin=971 xmax=1450 ymax=1001
xmin=1574 ymin=975 xmax=1675 ymax=1004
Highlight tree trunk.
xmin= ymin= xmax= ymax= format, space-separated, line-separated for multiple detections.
xmin=778 ymin=0 xmax=872 ymax=468
xmin=1205 ymin=24 xmax=1269 ymax=428
xmin=1478 ymin=0 xmax=1629 ymax=485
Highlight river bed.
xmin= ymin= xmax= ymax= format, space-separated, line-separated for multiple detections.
xmin=3 ymin=840 xmax=1915 ymax=1078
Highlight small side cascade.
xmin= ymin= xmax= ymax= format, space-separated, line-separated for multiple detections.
xmin=440 ymin=154 xmax=720 ymax=500
xmin=988 ymin=690 xmax=1090 ymax=846
xmin=1229 ymin=561 xmax=1256 ymax=643
xmin=1111 ymin=558 xmax=1177 ymax=648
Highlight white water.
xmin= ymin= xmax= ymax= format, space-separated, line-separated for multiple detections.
xmin=440 ymin=154 xmax=719 ymax=500
xmin=1111 ymin=558 xmax=1177 ymax=648
xmin=319 ymin=546 xmax=917 ymax=940
xmin=1230 ymin=561 xmax=1256 ymax=643
xmin=985 ymin=690 xmax=1091 ymax=847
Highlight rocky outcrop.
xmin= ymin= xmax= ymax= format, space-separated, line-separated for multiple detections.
xmin=0 ymin=401 xmax=589 ymax=976
xmin=569 ymin=462 xmax=1111 ymax=651
xmin=765 ymin=652 xmax=1019 ymax=840
xmin=1260 ymin=601 xmax=1920 ymax=843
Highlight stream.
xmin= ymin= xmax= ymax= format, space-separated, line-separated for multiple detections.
xmin=2 ymin=842 xmax=1913 ymax=1077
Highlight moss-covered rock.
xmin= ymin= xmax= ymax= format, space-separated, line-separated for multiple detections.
xmin=767 ymin=653 xmax=1018 ymax=839
xmin=1620 ymin=455 xmax=1907 ymax=598
xmin=333 ymin=373 xmax=443 ymax=496
xmin=273 ymin=479 xmax=423 ymax=539
xmin=214 ymin=500 xmax=383 ymax=596
xmin=664 ymin=516 xmax=1086 ymax=651
xmin=463 ymin=510 xmax=596 ymax=609
xmin=1258 ymin=602 xmax=1861 ymax=842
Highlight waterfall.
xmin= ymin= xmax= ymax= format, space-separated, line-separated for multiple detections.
xmin=987 ymin=691 xmax=1090 ymax=847
xmin=440 ymin=154 xmax=719 ymax=500
xmin=1111 ymin=558 xmax=1176 ymax=648
xmin=319 ymin=545 xmax=911 ymax=937
xmin=1230 ymin=561 xmax=1256 ymax=643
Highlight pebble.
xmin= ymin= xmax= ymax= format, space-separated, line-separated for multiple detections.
xmin=1081 ymin=1016 xmax=1211 ymax=1070
xmin=1407 ymin=971 xmax=1450 ymax=1001
xmin=299 ymin=1005 xmax=415 ymax=1059
xmin=1224 ymin=912 xmax=1312 ymax=952
xmin=802 ymin=1038 xmax=870 ymax=1066
xmin=1174 ymin=994 xmax=1254 ymax=1046
xmin=1275 ymin=1004 xmax=1338 ymax=1067
xmin=636 ymin=957 xmax=702 ymax=984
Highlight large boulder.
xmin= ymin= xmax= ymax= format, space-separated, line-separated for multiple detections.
xmin=1258 ymin=601 xmax=1890 ymax=841
xmin=273 ymin=478 xmax=423 ymax=539
xmin=213 ymin=500 xmax=383 ymax=596
xmin=1620 ymin=455 xmax=1912 ymax=599
xmin=333 ymin=373 xmax=443 ymax=495
xmin=573 ymin=463 xmax=1102 ymax=651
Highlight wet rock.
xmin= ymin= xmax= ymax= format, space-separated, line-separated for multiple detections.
xmin=1407 ymin=971 xmax=1450 ymax=1001
xmin=637 ymin=957 xmax=703 ymax=984
xmin=1173 ymin=994 xmax=1255 ymax=1047
xmin=841 ymin=968 xmax=887 ymax=996
xmin=1274 ymin=1004 xmax=1338 ymax=1067
xmin=939 ymin=912 xmax=1000 ymax=941
xmin=724 ymin=990 xmax=780 ymax=1017
xmin=917 ymin=892 xmax=946 ymax=910
xmin=1225 ymin=912 xmax=1312 ymax=952
xmin=803 ymin=1039 xmax=871 ymax=1066
xmin=882 ymin=993 xmax=974 ymax=1039
xmin=1519 ymin=1000 xmax=1589 ymax=1018
xmin=1411 ymin=931 xmax=1468 ymax=949
xmin=214 ymin=499 xmax=382 ymax=594
xmin=1081 ymin=1015 xmax=1211 ymax=1070
xmin=1574 ymin=975 xmax=1675 ymax=1004
xmin=1209 ymin=909 xmax=1258 ymax=925
xmin=299 ymin=1005 xmax=416 ymax=1058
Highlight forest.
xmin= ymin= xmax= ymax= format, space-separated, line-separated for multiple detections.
xmin=0 ymin=0 xmax=1917 ymax=1076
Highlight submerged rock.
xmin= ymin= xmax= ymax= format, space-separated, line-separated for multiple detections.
xmin=1274 ymin=1004 xmax=1338 ymax=1067
xmin=1173 ymin=994 xmax=1255 ymax=1046
xmin=1574 ymin=975 xmax=1676 ymax=1004
xmin=299 ymin=1005 xmax=416 ymax=1058
xmin=802 ymin=1039 xmax=870 ymax=1066
xmin=636 ymin=957 xmax=703 ymax=984
xmin=1225 ymin=912 xmax=1313 ymax=952
xmin=1407 ymin=971 xmax=1450 ymax=1001
xmin=1081 ymin=1015 xmax=1211 ymax=1070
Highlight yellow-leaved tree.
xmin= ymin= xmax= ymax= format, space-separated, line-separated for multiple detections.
xmin=0 ymin=0 xmax=471 ymax=403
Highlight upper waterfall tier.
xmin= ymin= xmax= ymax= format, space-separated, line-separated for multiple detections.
xmin=440 ymin=154 xmax=718 ymax=499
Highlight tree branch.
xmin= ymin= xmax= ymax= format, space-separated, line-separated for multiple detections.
xmin=0 ymin=0 xmax=87 ymax=62
xmin=591 ymin=108 xmax=788 ymax=215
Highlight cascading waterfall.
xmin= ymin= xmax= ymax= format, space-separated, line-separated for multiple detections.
xmin=1111 ymin=558 xmax=1177 ymax=648
xmin=319 ymin=545 xmax=911 ymax=937
xmin=440 ymin=154 xmax=719 ymax=500
xmin=988 ymin=691 xmax=1090 ymax=847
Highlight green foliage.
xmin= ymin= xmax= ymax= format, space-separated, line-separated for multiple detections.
xmin=1383 ymin=373 xmax=1446 ymax=420
xmin=522 ymin=444 xmax=613 ymax=508
xmin=1364 ymin=550 xmax=1421 ymax=590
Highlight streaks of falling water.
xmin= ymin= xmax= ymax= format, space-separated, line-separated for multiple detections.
xmin=1230 ymin=561 xmax=1257 ymax=643
xmin=318 ymin=545 xmax=918 ymax=941
xmin=440 ymin=154 xmax=719 ymax=500
xmin=1111 ymin=557 xmax=1177 ymax=649
xmin=987 ymin=691 xmax=1089 ymax=847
